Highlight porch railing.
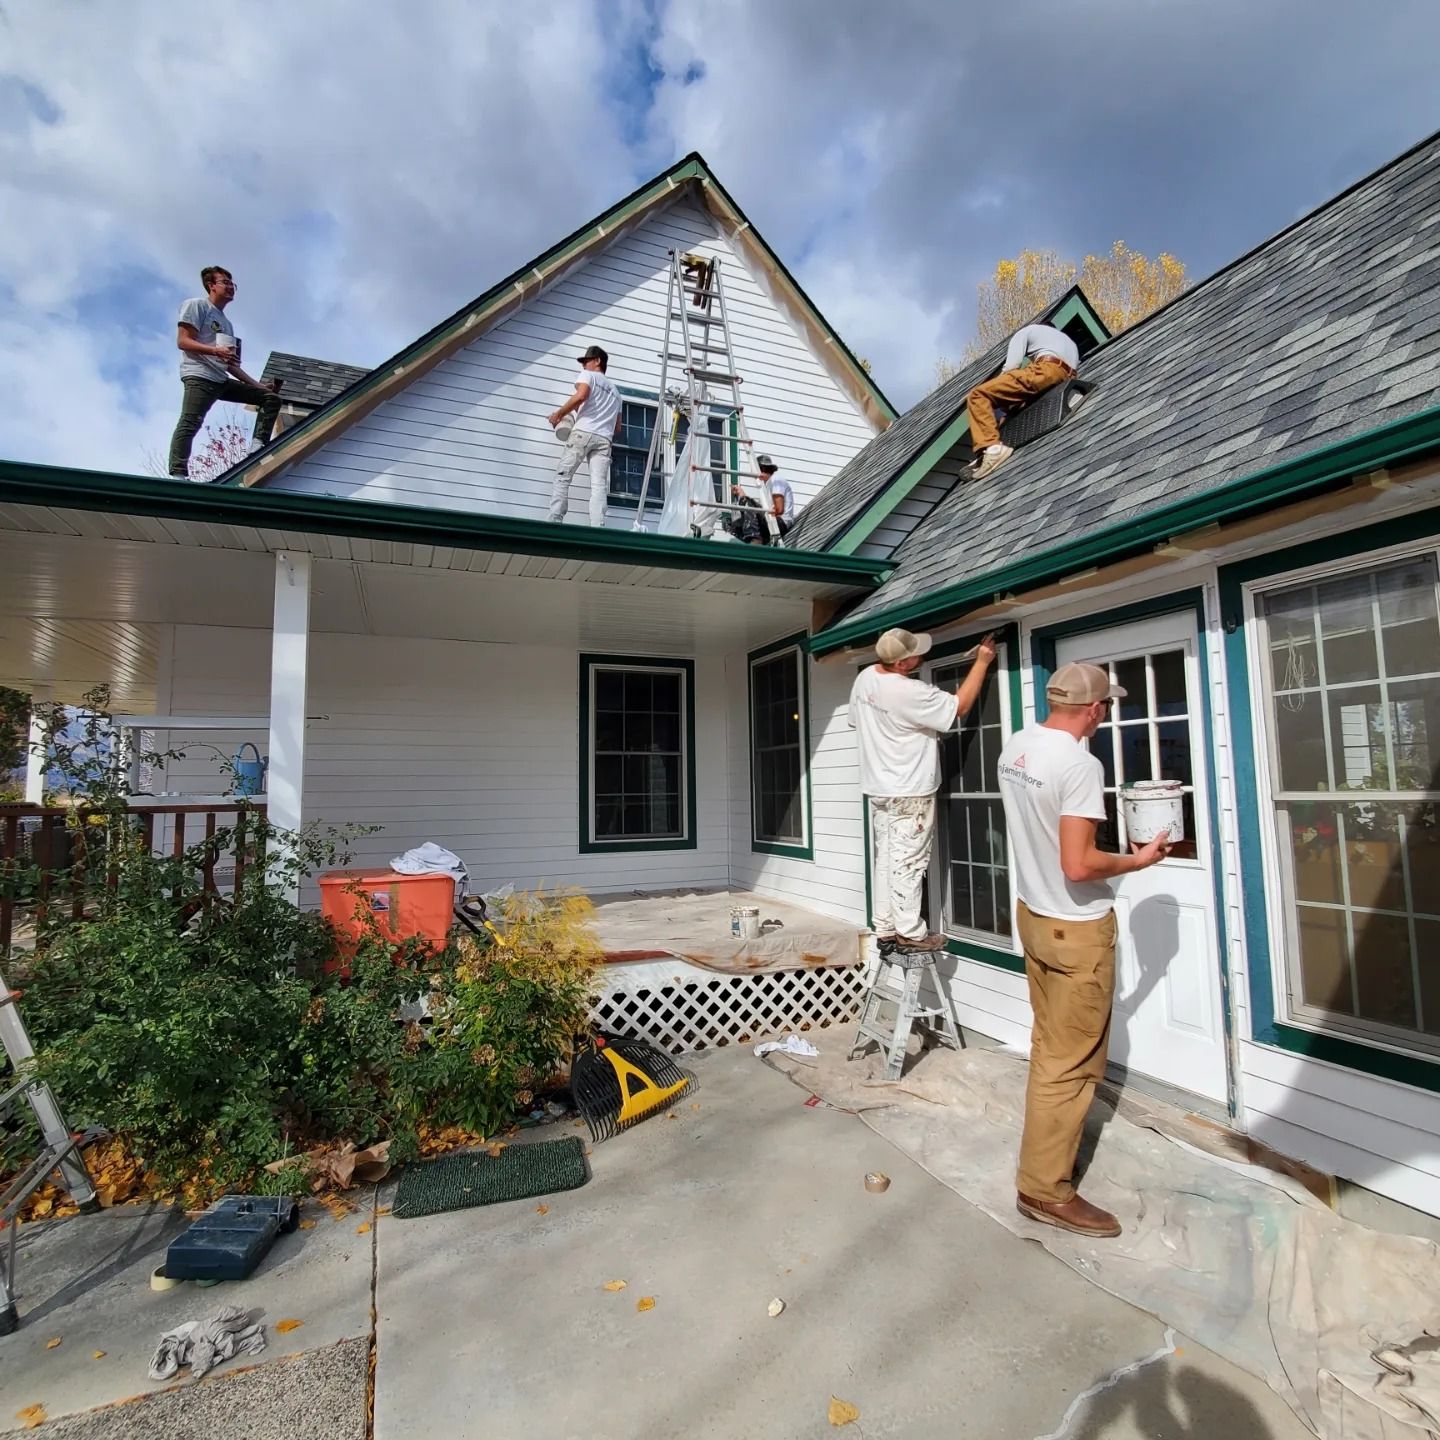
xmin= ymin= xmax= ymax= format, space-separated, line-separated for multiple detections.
xmin=0 ymin=801 xmax=266 ymax=955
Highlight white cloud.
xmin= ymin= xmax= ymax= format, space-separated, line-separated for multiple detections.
xmin=1 ymin=0 xmax=1439 ymax=473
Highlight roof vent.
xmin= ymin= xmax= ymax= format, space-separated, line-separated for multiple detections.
xmin=1000 ymin=377 xmax=1095 ymax=451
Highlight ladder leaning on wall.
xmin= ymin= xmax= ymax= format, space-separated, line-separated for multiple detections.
xmin=632 ymin=250 xmax=783 ymax=544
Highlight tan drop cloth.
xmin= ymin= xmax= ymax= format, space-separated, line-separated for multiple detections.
xmin=767 ymin=1043 xmax=1440 ymax=1440
xmin=588 ymin=890 xmax=862 ymax=974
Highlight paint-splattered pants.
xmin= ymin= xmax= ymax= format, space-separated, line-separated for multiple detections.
xmin=868 ymin=794 xmax=936 ymax=941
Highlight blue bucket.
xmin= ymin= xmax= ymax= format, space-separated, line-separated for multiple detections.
xmin=232 ymin=741 xmax=268 ymax=797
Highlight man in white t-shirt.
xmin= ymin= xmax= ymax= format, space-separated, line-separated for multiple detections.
xmin=998 ymin=661 xmax=1171 ymax=1239
xmin=850 ymin=627 xmax=996 ymax=951
xmin=548 ymin=344 xmax=623 ymax=526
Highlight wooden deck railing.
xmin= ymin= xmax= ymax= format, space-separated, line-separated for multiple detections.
xmin=0 ymin=801 xmax=266 ymax=955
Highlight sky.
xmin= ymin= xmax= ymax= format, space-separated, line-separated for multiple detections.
xmin=2 ymin=0 xmax=1439 ymax=473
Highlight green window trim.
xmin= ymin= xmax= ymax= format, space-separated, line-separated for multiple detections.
xmin=747 ymin=632 xmax=814 ymax=859
xmin=578 ymin=653 xmax=698 ymax=854
xmin=1220 ymin=510 xmax=1440 ymax=1093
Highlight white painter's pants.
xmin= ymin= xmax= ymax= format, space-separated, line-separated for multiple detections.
xmin=550 ymin=432 xmax=612 ymax=527
xmin=868 ymin=794 xmax=936 ymax=941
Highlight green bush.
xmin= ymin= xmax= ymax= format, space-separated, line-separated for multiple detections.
xmin=16 ymin=818 xmax=599 ymax=1199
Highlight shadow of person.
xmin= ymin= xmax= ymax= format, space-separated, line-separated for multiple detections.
xmin=1071 ymin=1356 xmax=1282 ymax=1439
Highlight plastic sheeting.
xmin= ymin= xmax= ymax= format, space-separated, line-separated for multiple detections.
xmin=765 ymin=1043 xmax=1440 ymax=1440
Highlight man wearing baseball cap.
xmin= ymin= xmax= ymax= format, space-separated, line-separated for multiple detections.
xmin=547 ymin=345 xmax=622 ymax=526
xmin=998 ymin=661 xmax=1171 ymax=1238
xmin=850 ymin=627 xmax=997 ymax=952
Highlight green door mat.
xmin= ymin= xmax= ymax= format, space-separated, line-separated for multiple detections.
xmin=392 ymin=1137 xmax=589 ymax=1219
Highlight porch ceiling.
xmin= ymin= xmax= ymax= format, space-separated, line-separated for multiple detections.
xmin=0 ymin=514 xmax=815 ymax=704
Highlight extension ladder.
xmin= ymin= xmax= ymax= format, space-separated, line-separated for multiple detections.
xmin=849 ymin=942 xmax=964 ymax=1081
xmin=0 ymin=963 xmax=98 ymax=1334
xmin=633 ymin=250 xmax=783 ymax=544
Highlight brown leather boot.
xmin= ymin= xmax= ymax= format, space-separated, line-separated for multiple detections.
xmin=1016 ymin=1191 xmax=1122 ymax=1238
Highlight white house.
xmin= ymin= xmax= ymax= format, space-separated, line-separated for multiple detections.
xmin=5 ymin=138 xmax=1440 ymax=1223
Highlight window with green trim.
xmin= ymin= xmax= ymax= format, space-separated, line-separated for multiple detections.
xmin=1254 ymin=551 xmax=1440 ymax=1053
xmin=750 ymin=644 xmax=809 ymax=851
xmin=585 ymin=660 xmax=692 ymax=846
xmin=932 ymin=644 xmax=1014 ymax=945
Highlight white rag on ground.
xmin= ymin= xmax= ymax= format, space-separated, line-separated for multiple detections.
xmin=766 ymin=1043 xmax=1440 ymax=1440
xmin=390 ymin=842 xmax=468 ymax=898
xmin=149 ymin=1305 xmax=266 ymax=1381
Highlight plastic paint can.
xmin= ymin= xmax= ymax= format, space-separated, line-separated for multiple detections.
xmin=731 ymin=905 xmax=761 ymax=940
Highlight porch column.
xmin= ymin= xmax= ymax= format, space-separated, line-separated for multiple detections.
xmin=266 ymin=551 xmax=311 ymax=903
xmin=23 ymin=709 xmax=46 ymax=803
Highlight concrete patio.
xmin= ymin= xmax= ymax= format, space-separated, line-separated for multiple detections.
xmin=0 ymin=1048 xmax=1311 ymax=1439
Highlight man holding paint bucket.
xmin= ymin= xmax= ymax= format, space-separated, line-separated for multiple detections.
xmin=168 ymin=266 xmax=282 ymax=479
xmin=998 ymin=662 xmax=1170 ymax=1239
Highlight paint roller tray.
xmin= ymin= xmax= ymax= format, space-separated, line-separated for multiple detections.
xmin=164 ymin=1195 xmax=301 ymax=1282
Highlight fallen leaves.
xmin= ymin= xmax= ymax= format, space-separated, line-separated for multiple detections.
xmin=44 ymin=1337 xmax=61 ymax=1350
xmin=92 ymin=1351 xmax=106 ymax=1360
xmin=275 ymin=1319 xmax=305 ymax=1335
xmin=534 ymin=1204 xmax=549 ymax=1215
xmin=828 ymin=1396 xmax=860 ymax=1427
xmin=602 ymin=1280 xmax=627 ymax=1292
xmin=15 ymin=1405 xmax=46 ymax=1429
xmin=298 ymin=1219 xmax=317 ymax=1231
xmin=355 ymin=1223 xmax=371 ymax=1235
xmin=635 ymin=1296 xmax=656 ymax=1313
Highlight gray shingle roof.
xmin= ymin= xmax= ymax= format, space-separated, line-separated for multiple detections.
xmin=260 ymin=352 xmax=370 ymax=411
xmin=834 ymin=131 xmax=1440 ymax=633
xmin=784 ymin=346 xmax=1001 ymax=550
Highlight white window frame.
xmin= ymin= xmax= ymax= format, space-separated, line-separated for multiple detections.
xmin=1244 ymin=535 xmax=1440 ymax=1059
xmin=926 ymin=639 xmax=1019 ymax=952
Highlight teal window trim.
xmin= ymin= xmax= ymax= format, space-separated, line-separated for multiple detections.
xmin=1031 ymin=588 xmax=1238 ymax=1117
xmin=1219 ymin=509 xmax=1440 ymax=1091
xmin=926 ymin=623 xmax=1025 ymax=964
xmin=578 ymin=652 xmax=698 ymax=854
xmin=747 ymin=631 xmax=813 ymax=859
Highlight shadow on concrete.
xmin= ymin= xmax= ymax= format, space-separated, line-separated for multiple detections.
xmin=1072 ymin=1357 xmax=1279 ymax=1439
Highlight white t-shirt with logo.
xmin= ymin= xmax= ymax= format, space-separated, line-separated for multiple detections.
xmin=997 ymin=724 xmax=1112 ymax=921
xmin=177 ymin=297 xmax=234 ymax=382
xmin=571 ymin=369 xmax=622 ymax=437
xmin=766 ymin=476 xmax=795 ymax=522
xmin=848 ymin=665 xmax=957 ymax=797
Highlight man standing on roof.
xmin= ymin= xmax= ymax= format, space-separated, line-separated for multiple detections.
xmin=851 ymin=628 xmax=996 ymax=951
xmin=966 ymin=321 xmax=1080 ymax=481
xmin=168 ymin=266 xmax=282 ymax=480
xmin=548 ymin=344 xmax=622 ymax=527
xmin=998 ymin=662 xmax=1170 ymax=1239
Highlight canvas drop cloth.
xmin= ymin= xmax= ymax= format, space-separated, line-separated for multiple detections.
xmin=588 ymin=890 xmax=862 ymax=974
xmin=766 ymin=1043 xmax=1440 ymax=1440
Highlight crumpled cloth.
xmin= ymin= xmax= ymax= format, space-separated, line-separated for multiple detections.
xmin=149 ymin=1305 xmax=266 ymax=1381
xmin=390 ymin=842 xmax=468 ymax=897
xmin=754 ymin=1034 xmax=820 ymax=1058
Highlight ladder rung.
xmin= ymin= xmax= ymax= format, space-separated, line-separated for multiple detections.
xmin=688 ymin=369 xmax=741 ymax=385
xmin=670 ymin=311 xmax=721 ymax=323
xmin=664 ymin=349 xmax=729 ymax=361
xmin=682 ymin=287 xmax=720 ymax=298
xmin=691 ymin=465 xmax=768 ymax=476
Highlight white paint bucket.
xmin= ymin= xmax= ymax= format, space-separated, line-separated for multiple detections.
xmin=731 ymin=905 xmax=761 ymax=940
xmin=1120 ymin=780 xmax=1185 ymax=844
xmin=554 ymin=416 xmax=574 ymax=444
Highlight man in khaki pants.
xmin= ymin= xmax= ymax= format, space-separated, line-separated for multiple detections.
xmin=997 ymin=662 xmax=1170 ymax=1237
xmin=966 ymin=321 xmax=1079 ymax=480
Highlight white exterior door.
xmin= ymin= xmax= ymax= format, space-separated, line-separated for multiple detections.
xmin=1054 ymin=610 xmax=1228 ymax=1102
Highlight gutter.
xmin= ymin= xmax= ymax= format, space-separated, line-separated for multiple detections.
xmin=810 ymin=401 xmax=1440 ymax=654
xmin=0 ymin=460 xmax=894 ymax=588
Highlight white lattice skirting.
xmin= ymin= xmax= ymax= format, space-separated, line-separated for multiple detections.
xmin=590 ymin=957 xmax=866 ymax=1053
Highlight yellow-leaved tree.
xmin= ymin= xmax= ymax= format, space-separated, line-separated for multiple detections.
xmin=936 ymin=242 xmax=1187 ymax=384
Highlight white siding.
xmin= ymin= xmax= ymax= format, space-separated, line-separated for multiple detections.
xmin=726 ymin=652 xmax=867 ymax=926
xmin=159 ymin=625 xmax=731 ymax=899
xmin=271 ymin=197 xmax=879 ymax=527
xmin=855 ymin=439 xmax=971 ymax=561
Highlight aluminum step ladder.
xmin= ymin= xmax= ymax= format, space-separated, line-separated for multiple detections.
xmin=849 ymin=941 xmax=964 ymax=1081
xmin=0 ymin=963 xmax=98 ymax=1335
xmin=633 ymin=250 xmax=783 ymax=544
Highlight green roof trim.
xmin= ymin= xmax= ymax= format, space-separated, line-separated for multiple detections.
xmin=0 ymin=460 xmax=895 ymax=587
xmin=223 ymin=151 xmax=895 ymax=490
xmin=811 ymin=400 xmax=1440 ymax=654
